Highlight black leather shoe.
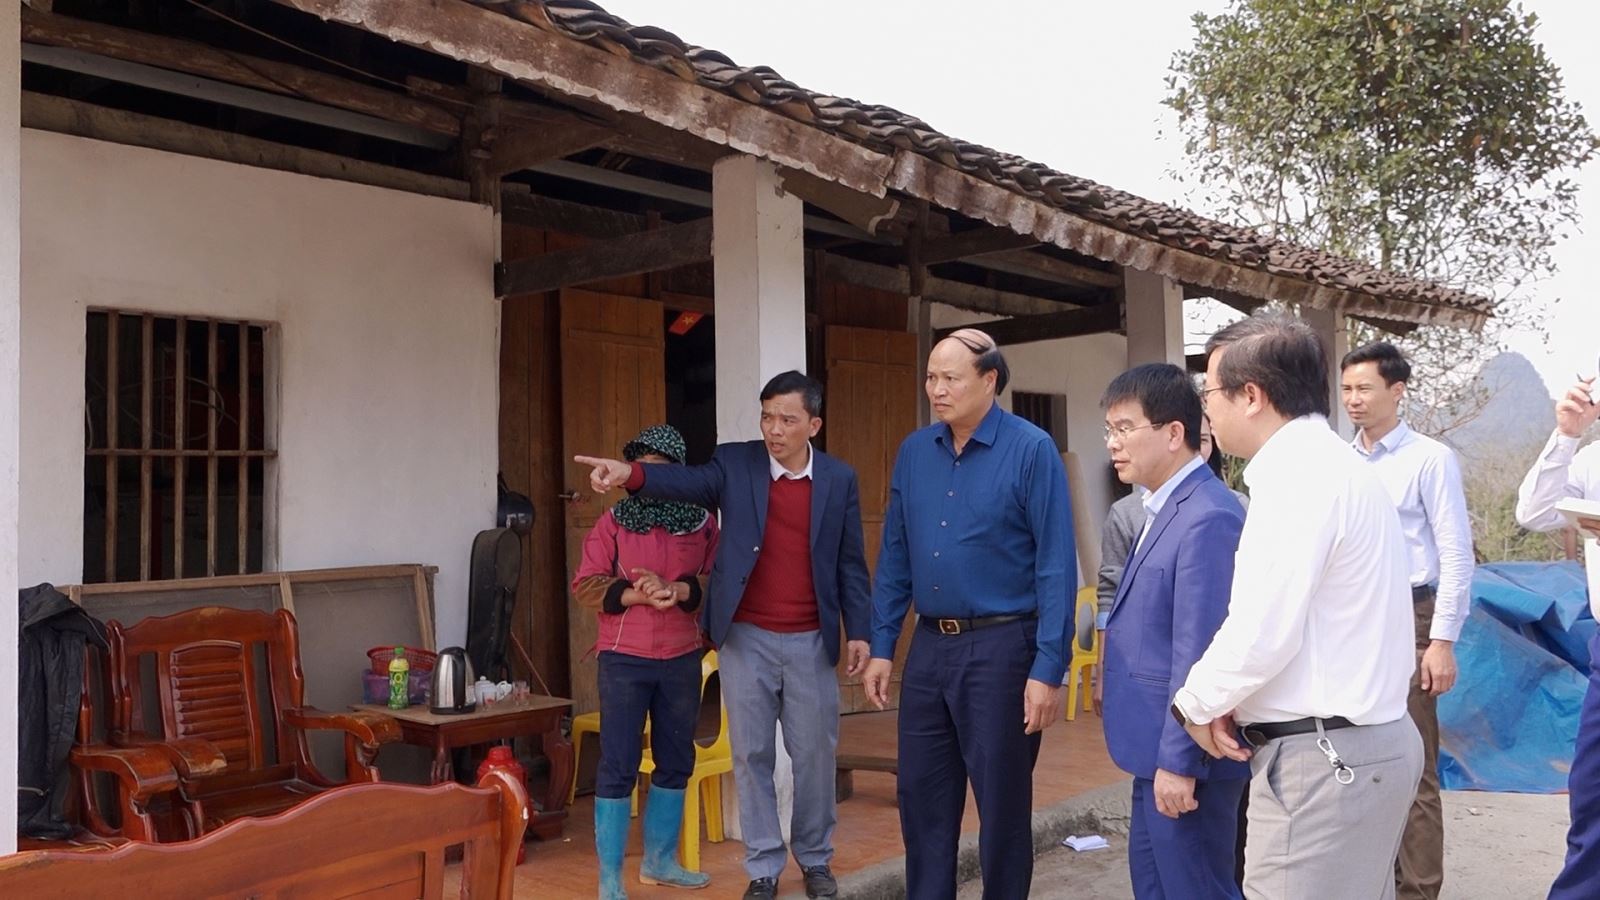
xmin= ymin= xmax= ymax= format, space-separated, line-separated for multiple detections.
xmin=802 ymin=865 xmax=838 ymax=899
xmin=742 ymin=877 xmax=778 ymax=900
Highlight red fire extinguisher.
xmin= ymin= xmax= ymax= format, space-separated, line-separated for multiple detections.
xmin=476 ymin=744 xmax=529 ymax=865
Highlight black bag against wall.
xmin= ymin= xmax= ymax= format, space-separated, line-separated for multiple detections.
xmin=17 ymin=583 xmax=108 ymax=839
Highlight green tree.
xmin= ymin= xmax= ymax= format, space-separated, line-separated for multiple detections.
xmin=1167 ymin=0 xmax=1596 ymax=434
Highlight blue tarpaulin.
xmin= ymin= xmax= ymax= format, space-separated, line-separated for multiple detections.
xmin=1438 ymin=561 xmax=1593 ymax=793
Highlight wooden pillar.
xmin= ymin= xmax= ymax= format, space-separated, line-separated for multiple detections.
xmin=1 ymin=0 xmax=22 ymax=857
xmin=1302 ymin=304 xmax=1351 ymax=436
xmin=710 ymin=154 xmax=806 ymax=842
xmin=1123 ymin=268 xmax=1185 ymax=367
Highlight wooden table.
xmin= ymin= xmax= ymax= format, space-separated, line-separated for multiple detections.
xmin=353 ymin=697 xmax=573 ymax=840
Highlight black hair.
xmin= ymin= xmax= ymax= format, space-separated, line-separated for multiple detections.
xmin=1203 ymin=436 xmax=1224 ymax=477
xmin=759 ymin=370 xmax=824 ymax=417
xmin=1100 ymin=364 xmax=1203 ymax=452
xmin=1340 ymin=341 xmax=1412 ymax=386
xmin=1204 ymin=312 xmax=1330 ymax=419
xmin=946 ymin=328 xmax=1010 ymax=395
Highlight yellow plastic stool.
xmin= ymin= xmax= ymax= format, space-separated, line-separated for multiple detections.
xmin=638 ymin=649 xmax=731 ymax=873
xmin=568 ymin=712 xmax=651 ymax=805
xmin=1065 ymin=586 xmax=1102 ymax=722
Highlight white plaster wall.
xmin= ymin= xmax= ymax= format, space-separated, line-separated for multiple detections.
xmin=930 ymin=304 xmax=1128 ymax=568
xmin=19 ymin=132 xmax=497 ymax=647
xmin=2 ymin=3 xmax=22 ymax=857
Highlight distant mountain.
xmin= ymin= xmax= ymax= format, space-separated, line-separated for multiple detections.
xmin=1440 ymin=352 xmax=1554 ymax=467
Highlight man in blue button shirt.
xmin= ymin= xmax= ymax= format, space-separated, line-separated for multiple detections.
xmin=863 ymin=327 xmax=1073 ymax=900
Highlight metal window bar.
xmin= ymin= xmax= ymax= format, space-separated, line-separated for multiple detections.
xmin=140 ymin=314 xmax=153 ymax=582
xmin=104 ymin=311 xmax=119 ymax=583
xmin=238 ymin=322 xmax=249 ymax=575
xmin=174 ymin=316 xmax=186 ymax=579
xmin=207 ymin=319 xmax=218 ymax=577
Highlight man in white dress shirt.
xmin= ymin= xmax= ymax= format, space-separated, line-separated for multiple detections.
xmin=1514 ymin=374 xmax=1600 ymax=899
xmin=1341 ymin=341 xmax=1473 ymax=900
xmin=1172 ymin=312 xmax=1423 ymax=900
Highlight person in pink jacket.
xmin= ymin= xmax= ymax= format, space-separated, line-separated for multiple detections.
xmin=572 ymin=424 xmax=719 ymax=899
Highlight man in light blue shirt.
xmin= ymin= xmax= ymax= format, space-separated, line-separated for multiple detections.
xmin=1341 ymin=341 xmax=1473 ymax=900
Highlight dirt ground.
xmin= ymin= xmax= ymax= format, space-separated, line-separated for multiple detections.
xmin=960 ymin=790 xmax=1572 ymax=899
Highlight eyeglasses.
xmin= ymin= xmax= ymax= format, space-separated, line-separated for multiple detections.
xmin=1103 ymin=422 xmax=1164 ymax=443
xmin=1198 ymin=386 xmax=1227 ymax=410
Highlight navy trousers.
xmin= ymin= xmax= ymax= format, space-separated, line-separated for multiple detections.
xmin=594 ymin=648 xmax=703 ymax=799
xmin=1551 ymin=630 xmax=1600 ymax=899
xmin=1128 ymin=775 xmax=1246 ymax=900
xmin=898 ymin=618 xmax=1041 ymax=900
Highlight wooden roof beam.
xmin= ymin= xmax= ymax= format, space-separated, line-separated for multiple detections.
xmin=934 ymin=303 xmax=1123 ymax=347
xmin=272 ymin=0 xmax=895 ymax=197
xmin=21 ymin=6 xmax=462 ymax=138
xmin=495 ymin=218 xmax=712 ymax=297
xmin=821 ymin=254 xmax=1067 ymax=318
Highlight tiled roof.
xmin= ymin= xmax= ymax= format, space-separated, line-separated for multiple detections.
xmin=471 ymin=0 xmax=1492 ymax=323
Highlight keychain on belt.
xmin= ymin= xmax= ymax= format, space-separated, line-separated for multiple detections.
xmin=1314 ymin=719 xmax=1357 ymax=785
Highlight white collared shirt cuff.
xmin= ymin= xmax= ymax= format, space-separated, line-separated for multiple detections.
xmin=1549 ymin=432 xmax=1582 ymax=462
xmin=1173 ymin=689 xmax=1215 ymax=726
xmin=1429 ymin=617 xmax=1465 ymax=643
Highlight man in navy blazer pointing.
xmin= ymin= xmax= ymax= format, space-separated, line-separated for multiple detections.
xmin=577 ymin=370 xmax=871 ymax=900
xmin=1101 ymin=363 xmax=1248 ymax=899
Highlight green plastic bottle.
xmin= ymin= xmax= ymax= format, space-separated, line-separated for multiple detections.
xmin=387 ymin=647 xmax=409 ymax=710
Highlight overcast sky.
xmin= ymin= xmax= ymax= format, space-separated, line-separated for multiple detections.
xmin=600 ymin=0 xmax=1600 ymax=397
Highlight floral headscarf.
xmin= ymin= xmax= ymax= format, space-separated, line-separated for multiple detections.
xmin=612 ymin=425 xmax=710 ymax=535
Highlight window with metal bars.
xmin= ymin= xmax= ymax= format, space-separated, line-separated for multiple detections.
xmin=83 ymin=310 xmax=275 ymax=583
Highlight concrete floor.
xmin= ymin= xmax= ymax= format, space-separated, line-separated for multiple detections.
xmin=459 ymin=708 xmax=1127 ymax=899
xmin=990 ymin=790 xmax=1572 ymax=899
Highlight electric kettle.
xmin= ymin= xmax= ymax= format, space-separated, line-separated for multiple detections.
xmin=429 ymin=646 xmax=477 ymax=715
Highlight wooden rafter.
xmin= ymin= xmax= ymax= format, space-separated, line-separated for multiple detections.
xmin=921 ymin=229 xmax=1038 ymax=265
xmin=488 ymin=123 xmax=614 ymax=178
xmin=934 ymin=303 xmax=1123 ymax=347
xmin=269 ymin=0 xmax=895 ymax=197
xmin=21 ymin=7 xmax=462 ymax=137
xmin=822 ymin=255 xmax=1066 ymax=318
xmin=495 ymin=218 xmax=713 ymax=297
xmin=24 ymin=92 xmax=469 ymax=200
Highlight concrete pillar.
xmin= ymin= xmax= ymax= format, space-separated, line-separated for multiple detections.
xmin=710 ymin=154 xmax=807 ymax=842
xmin=1 ymin=1 xmax=22 ymax=858
xmin=1123 ymin=268 xmax=1185 ymax=367
xmin=1302 ymin=304 xmax=1351 ymax=437
xmin=712 ymin=155 xmax=807 ymax=439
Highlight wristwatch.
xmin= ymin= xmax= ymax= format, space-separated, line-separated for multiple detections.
xmin=1170 ymin=702 xmax=1195 ymax=727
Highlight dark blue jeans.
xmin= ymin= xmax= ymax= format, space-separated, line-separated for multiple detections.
xmin=596 ymin=648 xmax=704 ymax=799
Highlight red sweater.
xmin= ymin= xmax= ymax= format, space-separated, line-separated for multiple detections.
xmin=735 ymin=477 xmax=821 ymax=633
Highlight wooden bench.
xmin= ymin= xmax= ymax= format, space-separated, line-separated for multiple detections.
xmin=835 ymin=753 xmax=898 ymax=803
xmin=0 ymin=770 xmax=528 ymax=899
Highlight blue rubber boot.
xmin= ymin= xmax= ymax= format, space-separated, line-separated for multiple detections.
xmin=637 ymin=786 xmax=711 ymax=889
xmin=594 ymin=796 xmax=631 ymax=900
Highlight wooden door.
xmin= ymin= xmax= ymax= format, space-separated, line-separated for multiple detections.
xmin=824 ymin=326 xmax=920 ymax=712
xmin=560 ymin=289 xmax=666 ymax=716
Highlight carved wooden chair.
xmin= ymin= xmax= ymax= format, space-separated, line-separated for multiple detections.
xmin=67 ymin=642 xmax=224 ymax=845
xmin=105 ymin=606 xmax=400 ymax=839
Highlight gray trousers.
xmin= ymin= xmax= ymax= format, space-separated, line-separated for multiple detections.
xmin=719 ymin=623 xmax=840 ymax=880
xmin=1244 ymin=715 xmax=1424 ymax=900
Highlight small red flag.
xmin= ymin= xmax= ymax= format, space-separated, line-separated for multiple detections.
xmin=668 ymin=311 xmax=704 ymax=335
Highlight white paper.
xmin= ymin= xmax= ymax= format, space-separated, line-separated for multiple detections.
xmin=1061 ymin=834 xmax=1109 ymax=852
xmin=1557 ymin=497 xmax=1600 ymax=542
